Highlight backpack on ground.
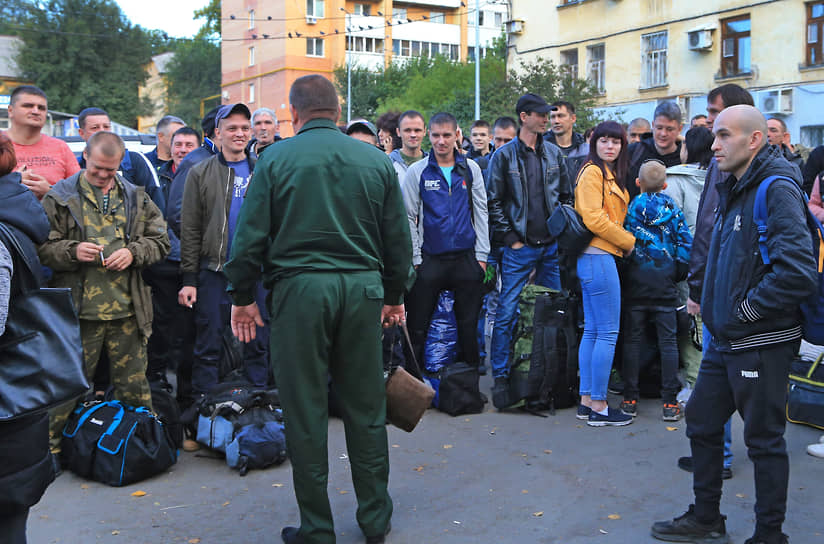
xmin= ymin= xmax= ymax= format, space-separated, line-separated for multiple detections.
xmin=503 ymin=286 xmax=580 ymax=414
xmin=195 ymin=381 xmax=287 ymax=475
xmin=61 ymin=400 xmax=178 ymax=486
xmin=753 ymin=175 xmax=824 ymax=344
xmin=149 ymin=379 xmax=184 ymax=449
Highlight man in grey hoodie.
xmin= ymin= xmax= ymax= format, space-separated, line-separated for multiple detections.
xmin=389 ymin=110 xmax=428 ymax=182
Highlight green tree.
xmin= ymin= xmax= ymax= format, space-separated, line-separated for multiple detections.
xmin=14 ymin=0 xmax=154 ymax=127
xmin=164 ymin=39 xmax=222 ymax=128
xmin=194 ymin=0 xmax=221 ymax=39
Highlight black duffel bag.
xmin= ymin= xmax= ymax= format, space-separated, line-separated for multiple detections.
xmin=149 ymin=379 xmax=184 ymax=449
xmin=436 ymin=362 xmax=485 ymax=416
xmin=787 ymin=354 xmax=824 ymax=430
xmin=61 ymin=400 xmax=177 ymax=486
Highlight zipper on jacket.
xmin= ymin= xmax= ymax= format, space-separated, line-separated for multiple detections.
xmin=217 ymin=169 xmax=231 ymax=270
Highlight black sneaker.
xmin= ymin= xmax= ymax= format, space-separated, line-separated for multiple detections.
xmin=587 ymin=407 xmax=633 ymax=427
xmin=651 ymin=505 xmax=729 ymax=543
xmin=492 ymin=376 xmax=510 ymax=409
xmin=576 ymin=404 xmax=592 ymax=420
xmin=621 ymin=399 xmax=638 ymax=417
xmin=677 ymin=456 xmax=733 ymax=479
xmin=281 ymin=527 xmax=304 ymax=544
xmin=663 ymin=403 xmax=683 ymax=421
xmin=744 ymin=532 xmax=788 ymax=544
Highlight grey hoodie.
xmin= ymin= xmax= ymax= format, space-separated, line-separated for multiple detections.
xmin=663 ymin=164 xmax=707 ymax=234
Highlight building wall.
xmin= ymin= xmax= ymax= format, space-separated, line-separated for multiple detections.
xmin=509 ymin=0 xmax=824 ymax=146
xmin=137 ymin=52 xmax=175 ymax=133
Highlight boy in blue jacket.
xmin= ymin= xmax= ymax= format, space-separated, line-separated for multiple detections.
xmin=622 ymin=159 xmax=693 ymax=421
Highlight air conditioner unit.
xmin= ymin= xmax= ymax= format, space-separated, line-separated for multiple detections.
xmin=505 ymin=20 xmax=524 ymax=35
xmin=306 ymin=16 xmax=317 ymax=25
xmin=687 ymin=29 xmax=713 ymax=51
xmin=758 ymin=88 xmax=793 ymax=115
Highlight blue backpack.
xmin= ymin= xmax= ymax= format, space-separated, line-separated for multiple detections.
xmin=753 ymin=175 xmax=824 ymax=344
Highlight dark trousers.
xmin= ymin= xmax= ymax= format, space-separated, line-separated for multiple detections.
xmin=143 ymin=261 xmax=194 ymax=381
xmin=269 ymin=271 xmax=392 ymax=543
xmin=192 ymin=269 xmax=270 ymax=394
xmin=623 ymin=306 xmax=680 ymax=403
xmin=0 ymin=508 xmax=27 ymax=544
xmin=686 ymin=339 xmax=797 ymax=536
xmin=407 ymin=251 xmax=485 ymax=370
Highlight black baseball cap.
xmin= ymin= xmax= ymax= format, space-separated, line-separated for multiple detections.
xmin=515 ymin=93 xmax=556 ymax=115
xmin=201 ymin=106 xmax=221 ymax=138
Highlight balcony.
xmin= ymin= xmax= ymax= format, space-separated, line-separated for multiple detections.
xmin=400 ymin=0 xmax=462 ymax=8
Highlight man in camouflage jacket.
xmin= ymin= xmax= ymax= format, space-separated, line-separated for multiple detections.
xmin=38 ymin=132 xmax=170 ymax=453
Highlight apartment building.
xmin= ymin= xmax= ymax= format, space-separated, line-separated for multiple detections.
xmin=221 ymin=0 xmax=508 ymax=136
xmin=508 ymin=0 xmax=824 ymax=147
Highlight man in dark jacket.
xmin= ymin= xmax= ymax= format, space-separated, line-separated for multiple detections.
xmin=144 ymin=115 xmax=185 ymax=170
xmin=225 ymin=75 xmax=412 ymax=544
xmin=625 ymin=102 xmax=683 ymax=199
xmin=178 ymin=104 xmax=270 ymax=395
xmin=802 ymin=144 xmax=824 ymax=196
xmin=486 ymin=93 xmax=570 ymax=407
xmin=544 ymin=101 xmax=589 ymax=180
xmin=652 ymin=106 xmax=817 ymax=544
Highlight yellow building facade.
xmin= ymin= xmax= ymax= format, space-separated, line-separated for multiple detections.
xmin=221 ymin=0 xmax=508 ymax=136
xmin=508 ymin=0 xmax=824 ymax=146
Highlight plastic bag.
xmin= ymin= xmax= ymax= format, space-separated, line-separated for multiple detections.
xmin=424 ymin=291 xmax=458 ymax=373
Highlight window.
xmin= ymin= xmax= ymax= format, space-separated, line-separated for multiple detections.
xmin=306 ymin=0 xmax=325 ymax=18
xmin=494 ymin=12 xmax=504 ymax=27
xmin=392 ymin=39 xmax=458 ymax=60
xmin=801 ymin=125 xmax=824 ymax=147
xmin=249 ymin=9 xmax=255 ymax=29
xmin=469 ymin=46 xmax=486 ymax=62
xmin=353 ymin=3 xmax=370 ymax=16
xmin=248 ymin=46 xmax=255 ymax=66
xmin=478 ymin=10 xmax=485 ymax=26
xmin=587 ymin=44 xmax=605 ymax=93
xmin=392 ymin=8 xmax=407 ymax=21
xmin=306 ymin=37 xmax=324 ymax=57
xmin=248 ymin=83 xmax=255 ymax=104
xmin=430 ymin=11 xmax=445 ymax=23
xmin=721 ymin=15 xmax=751 ymax=76
xmin=561 ymin=49 xmax=578 ymax=77
xmin=808 ymin=2 xmax=824 ymax=65
xmin=451 ymin=44 xmax=459 ymax=60
xmin=641 ymin=31 xmax=668 ymax=87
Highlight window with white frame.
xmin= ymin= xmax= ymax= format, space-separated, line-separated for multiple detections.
xmin=392 ymin=7 xmax=407 ymax=21
xmin=248 ymin=46 xmax=255 ymax=66
xmin=306 ymin=0 xmax=325 ymax=18
xmin=347 ymin=36 xmax=385 ymax=53
xmin=430 ymin=11 xmax=445 ymax=23
xmin=306 ymin=37 xmax=324 ymax=57
xmin=494 ymin=12 xmax=503 ymax=27
xmin=587 ymin=44 xmax=605 ymax=93
xmin=248 ymin=83 xmax=255 ymax=104
xmin=392 ymin=39 xmax=459 ymax=60
xmin=353 ymin=3 xmax=370 ymax=16
xmin=561 ymin=49 xmax=578 ymax=77
xmin=249 ymin=9 xmax=255 ymax=29
xmin=641 ymin=31 xmax=667 ymax=88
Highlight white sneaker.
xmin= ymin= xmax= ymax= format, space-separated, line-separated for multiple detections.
xmin=807 ymin=443 xmax=824 ymax=458
xmin=819 ymin=435 xmax=824 ymax=444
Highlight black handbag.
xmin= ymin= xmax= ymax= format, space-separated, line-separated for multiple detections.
xmin=0 ymin=223 xmax=89 ymax=421
xmin=547 ymin=204 xmax=594 ymax=256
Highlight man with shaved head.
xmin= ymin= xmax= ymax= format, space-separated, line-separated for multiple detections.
xmin=652 ymin=105 xmax=817 ymax=544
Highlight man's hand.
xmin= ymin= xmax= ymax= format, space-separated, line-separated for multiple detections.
xmin=510 ymin=241 xmax=525 ymax=250
xmin=178 ymin=286 xmax=197 ymax=308
xmin=478 ymin=261 xmax=487 ymax=272
xmin=105 ymin=248 xmax=133 ymax=271
xmin=20 ymin=170 xmax=51 ymax=198
xmin=623 ymin=246 xmax=635 ymax=257
xmin=76 ymin=242 xmax=104 ymax=263
xmin=381 ymin=304 xmax=405 ymax=329
xmin=232 ymin=303 xmax=264 ymax=343
xmin=687 ymin=298 xmax=701 ymax=316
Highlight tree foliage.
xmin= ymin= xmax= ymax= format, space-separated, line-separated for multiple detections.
xmin=12 ymin=0 xmax=154 ymax=126
xmin=334 ymin=36 xmax=608 ymax=133
xmin=194 ymin=0 xmax=221 ymax=39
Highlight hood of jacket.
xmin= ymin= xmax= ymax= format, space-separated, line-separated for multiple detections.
xmin=545 ymin=130 xmax=586 ymax=149
xmin=730 ymin=144 xmax=800 ymax=198
xmin=633 ymin=192 xmax=679 ymax=228
xmin=0 ymin=172 xmax=50 ymax=244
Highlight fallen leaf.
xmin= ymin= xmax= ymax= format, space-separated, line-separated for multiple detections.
xmin=391 ymin=444 xmax=399 ymax=448
xmin=131 ymin=490 xmax=147 ymax=497
xmin=543 ymin=450 xmax=552 ymax=454
xmin=80 ymin=484 xmax=89 ymax=490
xmin=666 ymin=426 xmax=678 ymax=432
xmin=607 ymin=514 xmax=621 ymax=520
xmin=464 ymin=418 xmax=471 ymax=422
xmin=533 ymin=511 xmax=544 ymax=517
xmin=222 ymin=501 xmax=230 ymax=507
xmin=272 ymin=483 xmax=284 ymax=487
xmin=188 ymin=539 xmax=201 ymax=544
xmin=414 ymin=466 xmax=424 ymax=472
xmin=339 ymin=490 xmax=348 ymax=494
xmin=736 ymin=493 xmax=746 ymax=498
xmin=443 ymin=444 xmax=453 ymax=449
xmin=39 ymin=515 xmax=48 ymax=520
xmin=111 ymin=530 xmax=120 ymax=535
xmin=154 ymin=502 xmax=160 ymax=506
xmin=599 ymin=529 xmax=608 ymax=534
xmin=575 ymin=424 xmax=583 ymax=428
xmin=521 ymin=489 xmax=529 ymax=494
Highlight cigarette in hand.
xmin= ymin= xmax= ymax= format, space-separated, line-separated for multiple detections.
xmin=100 ymin=250 xmax=106 ymax=266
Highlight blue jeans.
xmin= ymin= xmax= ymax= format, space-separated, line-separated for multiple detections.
xmin=489 ymin=243 xmax=561 ymax=377
xmin=703 ymin=324 xmax=733 ymax=469
xmin=577 ymin=253 xmax=621 ymax=401
xmin=478 ymin=245 xmax=504 ymax=364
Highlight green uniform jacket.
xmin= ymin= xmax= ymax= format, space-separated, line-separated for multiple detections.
xmin=38 ymin=172 xmax=171 ymax=338
xmin=224 ymin=118 xmax=414 ymax=306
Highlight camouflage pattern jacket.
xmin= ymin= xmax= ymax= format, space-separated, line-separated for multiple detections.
xmin=38 ymin=172 xmax=170 ymax=338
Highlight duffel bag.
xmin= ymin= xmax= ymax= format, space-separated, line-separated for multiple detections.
xmin=61 ymin=400 xmax=177 ymax=486
xmin=787 ymin=354 xmax=824 ymax=430
xmin=436 ymin=362 xmax=485 ymax=416
xmin=149 ymin=379 xmax=184 ymax=449
xmin=226 ymin=421 xmax=288 ymax=476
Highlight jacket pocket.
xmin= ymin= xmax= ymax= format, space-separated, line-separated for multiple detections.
xmin=364 ymin=284 xmax=384 ymax=301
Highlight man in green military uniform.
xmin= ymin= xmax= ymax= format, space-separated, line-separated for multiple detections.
xmin=224 ymin=75 xmax=413 ymax=544
xmin=39 ymin=131 xmax=170 ymax=453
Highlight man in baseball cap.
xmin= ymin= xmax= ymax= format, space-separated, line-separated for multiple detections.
xmin=515 ymin=93 xmax=557 ymax=116
xmin=346 ymin=118 xmax=379 ymax=146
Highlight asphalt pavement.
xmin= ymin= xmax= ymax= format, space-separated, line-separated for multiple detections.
xmin=28 ymin=386 xmax=824 ymax=544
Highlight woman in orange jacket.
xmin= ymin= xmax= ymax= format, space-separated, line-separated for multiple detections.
xmin=574 ymin=121 xmax=636 ymax=427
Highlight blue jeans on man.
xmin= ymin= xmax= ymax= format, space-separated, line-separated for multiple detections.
xmin=489 ymin=243 xmax=560 ymax=378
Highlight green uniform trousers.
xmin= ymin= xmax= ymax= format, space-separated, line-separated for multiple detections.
xmin=269 ymin=271 xmax=392 ymax=544
xmin=49 ymin=317 xmax=152 ymax=452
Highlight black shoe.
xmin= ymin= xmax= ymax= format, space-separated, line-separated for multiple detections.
xmin=492 ymin=376 xmax=510 ymax=409
xmin=678 ymin=457 xmax=733 ymax=479
xmin=651 ymin=505 xmax=729 ymax=543
xmin=365 ymin=521 xmax=391 ymax=544
xmin=745 ymin=532 xmax=788 ymax=544
xmin=281 ymin=526 xmax=304 ymax=544
xmin=51 ymin=452 xmax=62 ymax=479
xmin=587 ymin=406 xmax=633 ymax=427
